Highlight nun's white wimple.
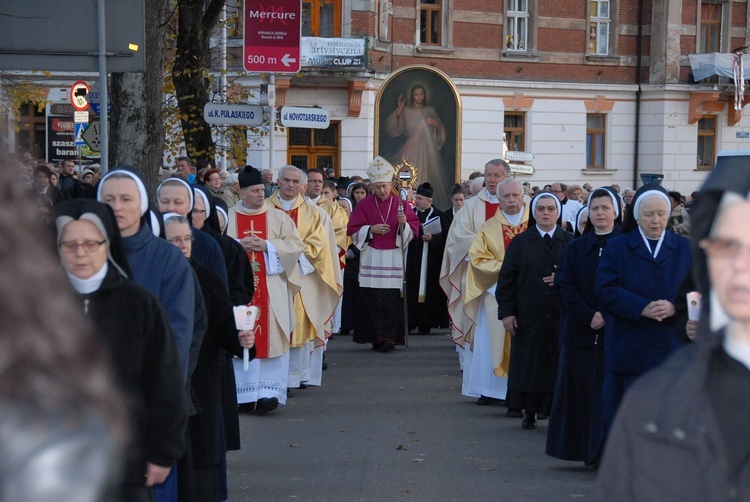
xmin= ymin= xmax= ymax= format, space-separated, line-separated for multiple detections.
xmin=157 ymin=178 xmax=195 ymax=212
xmin=532 ymin=193 xmax=561 ymax=216
xmin=98 ymin=170 xmax=149 ymax=216
xmin=633 ymin=190 xmax=671 ymax=222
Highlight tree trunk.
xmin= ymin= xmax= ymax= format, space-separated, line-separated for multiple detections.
xmin=172 ymin=0 xmax=226 ymax=163
xmin=109 ymin=0 xmax=168 ymax=198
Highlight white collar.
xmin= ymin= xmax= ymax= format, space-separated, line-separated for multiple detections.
xmin=309 ymin=195 xmax=321 ymax=204
xmin=536 ymin=225 xmax=555 ymax=238
xmin=486 ymin=193 xmax=499 ymax=204
xmin=637 ymin=227 xmax=665 ymax=258
xmin=503 ymin=210 xmax=523 ymax=227
xmin=67 ymin=262 xmax=108 ymax=295
xmin=279 ymin=196 xmax=296 ymax=211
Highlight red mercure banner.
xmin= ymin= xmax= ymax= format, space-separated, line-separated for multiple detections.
xmin=235 ymin=212 xmax=272 ymax=358
xmin=243 ymin=0 xmax=302 ymax=73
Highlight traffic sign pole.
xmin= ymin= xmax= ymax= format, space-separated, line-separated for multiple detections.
xmin=269 ymin=74 xmax=275 ymax=173
xmin=97 ymin=0 xmax=109 ymax=174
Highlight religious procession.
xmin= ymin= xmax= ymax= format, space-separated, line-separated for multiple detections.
xmin=11 ymin=140 xmax=750 ymax=500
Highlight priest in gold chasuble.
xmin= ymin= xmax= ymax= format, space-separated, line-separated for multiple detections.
xmin=464 ymin=178 xmax=529 ymax=403
xmin=267 ymin=165 xmax=340 ymax=388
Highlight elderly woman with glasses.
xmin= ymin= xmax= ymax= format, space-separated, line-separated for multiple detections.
xmin=53 ymin=198 xmax=188 ymax=501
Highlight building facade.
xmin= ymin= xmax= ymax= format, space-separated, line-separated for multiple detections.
xmin=233 ymin=0 xmax=750 ymax=198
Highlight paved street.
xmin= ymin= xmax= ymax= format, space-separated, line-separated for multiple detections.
xmin=228 ymin=331 xmax=596 ymax=501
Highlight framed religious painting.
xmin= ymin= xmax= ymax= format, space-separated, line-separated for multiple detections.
xmin=375 ymin=65 xmax=462 ymax=210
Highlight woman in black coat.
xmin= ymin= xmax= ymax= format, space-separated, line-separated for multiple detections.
xmin=496 ymin=193 xmax=573 ymax=430
xmin=163 ymin=215 xmax=255 ymax=501
xmin=53 ymin=199 xmax=188 ymax=502
xmin=545 ymin=187 xmax=621 ymax=466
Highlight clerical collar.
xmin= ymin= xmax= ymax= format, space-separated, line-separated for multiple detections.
xmin=240 ymin=202 xmax=263 ymax=213
xmin=68 ymin=262 xmax=108 ymax=295
xmin=536 ymin=225 xmax=555 ymax=238
xmin=637 ymin=227 xmax=665 ymax=258
xmin=503 ymin=210 xmax=523 ymax=227
xmin=594 ymin=230 xmax=613 ymax=236
xmin=486 ymin=193 xmax=499 ymax=204
xmin=724 ymin=327 xmax=750 ymax=371
xmin=279 ymin=196 xmax=296 ymax=211
xmin=309 ymin=195 xmax=321 ymax=204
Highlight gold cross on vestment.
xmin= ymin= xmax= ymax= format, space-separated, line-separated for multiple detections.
xmin=373 ymin=158 xmax=384 ymax=169
xmin=243 ymin=220 xmax=262 ymax=263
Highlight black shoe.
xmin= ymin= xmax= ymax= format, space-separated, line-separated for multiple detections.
xmin=254 ymin=397 xmax=279 ymax=415
xmin=372 ymin=342 xmax=383 ymax=351
xmin=522 ymin=412 xmax=537 ymax=430
xmin=286 ymin=388 xmax=293 ymax=398
xmin=238 ymin=402 xmax=256 ymax=413
xmin=506 ymin=408 xmax=523 ymax=418
xmin=340 ymin=329 xmax=350 ymax=336
xmin=418 ymin=327 xmax=431 ymax=335
xmin=382 ymin=341 xmax=395 ymax=353
xmin=477 ymin=395 xmax=500 ymax=406
xmin=537 ymin=413 xmax=548 ymax=420
xmin=299 ymin=382 xmax=308 ymax=389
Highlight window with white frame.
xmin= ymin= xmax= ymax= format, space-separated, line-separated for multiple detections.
xmin=588 ymin=0 xmax=610 ymax=55
xmin=506 ymin=0 xmax=528 ymax=52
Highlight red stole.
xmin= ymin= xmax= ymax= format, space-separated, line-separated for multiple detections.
xmin=502 ymin=221 xmax=528 ymax=248
xmin=234 ymin=211 xmax=272 ymax=358
xmin=485 ymin=201 xmax=499 ymax=221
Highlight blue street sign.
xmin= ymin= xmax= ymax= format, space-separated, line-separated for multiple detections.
xmin=74 ymin=123 xmax=86 ymax=146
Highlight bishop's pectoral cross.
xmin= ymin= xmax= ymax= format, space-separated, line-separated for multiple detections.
xmin=243 ymin=219 xmax=263 ymax=271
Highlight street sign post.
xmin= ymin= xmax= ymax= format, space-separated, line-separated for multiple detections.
xmin=505 ymin=151 xmax=534 ymax=163
xmin=204 ymin=103 xmax=264 ymax=126
xmin=70 ymin=81 xmax=90 ymax=111
xmin=243 ymin=0 xmax=301 ymax=73
xmin=279 ymin=106 xmax=330 ymax=129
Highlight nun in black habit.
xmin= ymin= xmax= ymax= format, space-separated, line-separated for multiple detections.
xmin=53 ymin=199 xmax=188 ymax=502
xmin=545 ymin=187 xmax=622 ymax=466
xmin=162 ymin=214 xmax=256 ymax=502
xmin=495 ymin=192 xmax=573 ymax=430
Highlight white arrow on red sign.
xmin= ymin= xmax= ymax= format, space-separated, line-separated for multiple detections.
xmin=281 ymin=54 xmax=297 ymax=67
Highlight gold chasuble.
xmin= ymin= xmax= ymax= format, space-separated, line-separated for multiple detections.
xmin=315 ymin=196 xmax=350 ymax=269
xmin=228 ymin=203 xmax=303 ymax=358
xmin=465 ymin=204 xmax=530 ymax=377
xmin=266 ymin=193 xmax=340 ymax=349
xmin=439 ymin=188 xmax=499 ymax=348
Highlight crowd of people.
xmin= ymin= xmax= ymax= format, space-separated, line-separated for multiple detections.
xmin=11 ymin=148 xmax=748 ymax=500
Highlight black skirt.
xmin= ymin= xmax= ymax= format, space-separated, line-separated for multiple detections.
xmin=353 ymin=287 xmax=405 ymax=345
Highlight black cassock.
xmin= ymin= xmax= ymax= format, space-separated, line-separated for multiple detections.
xmin=495 ymin=226 xmax=572 ymax=414
xmin=405 ymin=206 xmax=450 ymax=332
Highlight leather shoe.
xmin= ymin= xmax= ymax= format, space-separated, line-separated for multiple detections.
xmin=522 ymin=412 xmax=537 ymax=430
xmin=477 ymin=396 xmax=500 ymax=406
xmin=382 ymin=341 xmax=395 ymax=353
xmin=254 ymin=397 xmax=279 ymax=415
xmin=506 ymin=408 xmax=523 ymax=418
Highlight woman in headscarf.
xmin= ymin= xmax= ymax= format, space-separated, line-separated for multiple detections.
xmin=162 ymin=214 xmax=255 ymax=502
xmin=496 ymin=192 xmax=573 ymax=429
xmin=574 ymin=206 xmax=589 ymax=237
xmin=53 ymin=199 xmax=188 ymax=502
xmin=593 ymin=157 xmax=750 ymax=500
xmin=595 ymin=183 xmax=692 ymax=445
xmin=546 ymin=187 xmax=621 ymax=467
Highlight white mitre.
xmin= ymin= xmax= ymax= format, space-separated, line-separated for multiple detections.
xmin=367 ymin=156 xmax=395 ymax=184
